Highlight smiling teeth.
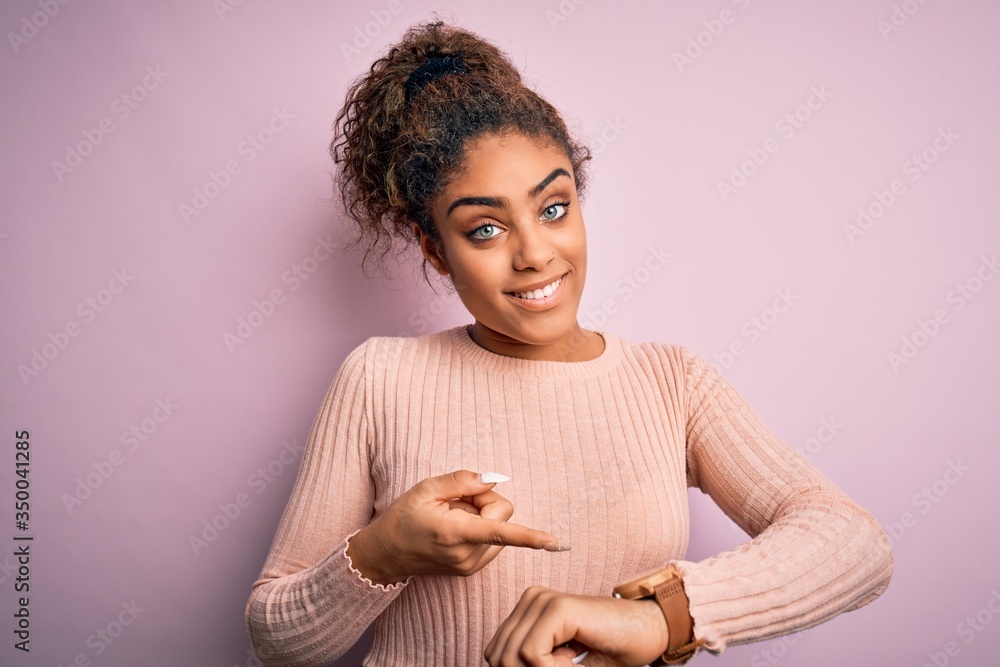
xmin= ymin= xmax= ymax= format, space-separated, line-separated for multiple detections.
xmin=512 ymin=276 xmax=562 ymax=300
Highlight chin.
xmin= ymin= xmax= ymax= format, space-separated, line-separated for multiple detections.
xmin=503 ymin=316 xmax=580 ymax=343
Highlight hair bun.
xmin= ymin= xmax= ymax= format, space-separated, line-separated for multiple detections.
xmin=405 ymin=52 xmax=469 ymax=104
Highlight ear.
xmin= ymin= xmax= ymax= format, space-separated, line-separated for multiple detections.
xmin=412 ymin=223 xmax=450 ymax=276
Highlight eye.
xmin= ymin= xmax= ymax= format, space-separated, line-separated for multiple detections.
xmin=541 ymin=202 xmax=570 ymax=221
xmin=469 ymin=223 xmax=500 ymax=240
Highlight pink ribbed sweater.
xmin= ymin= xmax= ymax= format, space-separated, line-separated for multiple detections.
xmin=245 ymin=325 xmax=893 ymax=666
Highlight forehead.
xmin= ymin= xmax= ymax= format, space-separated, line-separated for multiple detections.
xmin=446 ymin=132 xmax=572 ymax=193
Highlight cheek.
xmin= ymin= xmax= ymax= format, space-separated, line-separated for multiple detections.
xmin=448 ymin=255 xmax=501 ymax=298
xmin=564 ymin=224 xmax=587 ymax=263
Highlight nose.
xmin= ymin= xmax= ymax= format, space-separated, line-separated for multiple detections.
xmin=511 ymin=222 xmax=555 ymax=271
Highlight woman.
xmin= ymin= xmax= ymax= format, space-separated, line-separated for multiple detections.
xmin=245 ymin=19 xmax=893 ymax=667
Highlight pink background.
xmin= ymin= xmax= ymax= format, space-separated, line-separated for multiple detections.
xmin=2 ymin=1 xmax=999 ymax=666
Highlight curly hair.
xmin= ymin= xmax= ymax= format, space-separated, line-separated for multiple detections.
xmin=330 ymin=19 xmax=593 ymax=283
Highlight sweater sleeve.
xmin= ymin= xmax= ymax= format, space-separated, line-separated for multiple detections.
xmin=245 ymin=340 xmax=413 ymax=666
xmin=669 ymin=346 xmax=893 ymax=655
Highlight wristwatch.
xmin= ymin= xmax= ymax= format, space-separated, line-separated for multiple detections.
xmin=612 ymin=564 xmax=704 ymax=665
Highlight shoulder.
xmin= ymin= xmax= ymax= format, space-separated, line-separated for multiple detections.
xmin=612 ymin=334 xmax=701 ymax=375
xmin=610 ymin=333 xmax=726 ymax=397
xmin=339 ymin=326 xmax=463 ymax=375
xmin=363 ymin=325 xmax=460 ymax=356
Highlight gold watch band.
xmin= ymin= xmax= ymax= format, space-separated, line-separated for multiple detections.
xmin=613 ymin=565 xmax=705 ymax=665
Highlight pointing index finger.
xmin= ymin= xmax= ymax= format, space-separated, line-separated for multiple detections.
xmin=458 ymin=514 xmax=570 ymax=552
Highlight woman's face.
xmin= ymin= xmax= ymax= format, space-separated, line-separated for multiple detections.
xmin=416 ymin=131 xmax=597 ymax=361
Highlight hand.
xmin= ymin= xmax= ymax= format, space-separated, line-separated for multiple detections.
xmin=349 ymin=470 xmax=566 ymax=584
xmin=485 ymin=587 xmax=669 ymax=667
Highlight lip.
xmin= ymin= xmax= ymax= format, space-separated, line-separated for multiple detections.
xmin=507 ymin=273 xmax=567 ymax=294
xmin=504 ymin=272 xmax=568 ymax=311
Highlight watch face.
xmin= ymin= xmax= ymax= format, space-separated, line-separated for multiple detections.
xmin=613 ymin=566 xmax=680 ymax=599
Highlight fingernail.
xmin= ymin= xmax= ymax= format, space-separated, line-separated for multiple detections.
xmin=480 ymin=472 xmax=510 ymax=484
xmin=542 ymin=541 xmax=571 ymax=552
xmin=572 ymin=650 xmax=589 ymax=665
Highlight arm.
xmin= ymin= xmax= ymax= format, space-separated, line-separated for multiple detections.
xmin=671 ymin=346 xmax=894 ymax=654
xmin=484 ymin=345 xmax=893 ymax=665
xmin=244 ymin=341 xmax=412 ymax=667
xmin=247 ymin=339 xmax=566 ymax=667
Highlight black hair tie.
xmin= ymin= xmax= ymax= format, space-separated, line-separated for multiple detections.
xmin=405 ymin=52 xmax=469 ymax=104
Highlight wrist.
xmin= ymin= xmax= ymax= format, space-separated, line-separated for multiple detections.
xmin=636 ymin=598 xmax=670 ymax=658
xmin=346 ymin=522 xmax=407 ymax=586
xmin=613 ymin=565 xmax=704 ymax=665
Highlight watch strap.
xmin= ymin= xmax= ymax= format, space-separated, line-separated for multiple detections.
xmin=613 ymin=565 xmax=704 ymax=665
xmin=650 ymin=568 xmax=702 ymax=665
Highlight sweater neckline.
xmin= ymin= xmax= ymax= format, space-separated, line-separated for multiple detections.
xmin=448 ymin=324 xmax=623 ymax=378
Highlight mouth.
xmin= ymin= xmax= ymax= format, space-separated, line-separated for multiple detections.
xmin=504 ymin=272 xmax=568 ymax=310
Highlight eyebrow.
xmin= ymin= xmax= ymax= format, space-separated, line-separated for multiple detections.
xmin=445 ymin=167 xmax=571 ymax=219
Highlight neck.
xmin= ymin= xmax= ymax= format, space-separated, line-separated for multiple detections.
xmin=467 ymin=322 xmax=605 ymax=362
